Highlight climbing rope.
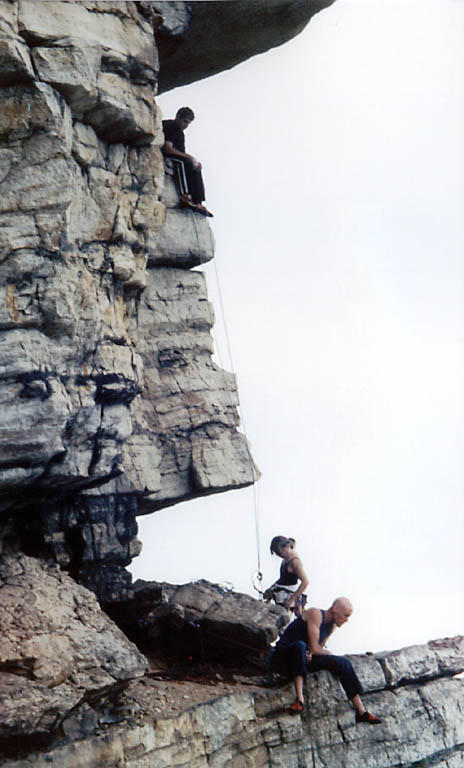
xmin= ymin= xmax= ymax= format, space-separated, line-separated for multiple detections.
xmin=305 ymin=694 xmax=317 ymax=768
xmin=195 ymin=213 xmax=264 ymax=598
xmin=252 ymin=568 xmax=264 ymax=598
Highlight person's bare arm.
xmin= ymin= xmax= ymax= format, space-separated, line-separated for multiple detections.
xmin=284 ymin=558 xmax=309 ymax=610
xmin=162 ymin=140 xmax=201 ymax=168
xmin=306 ymin=608 xmax=332 ymax=655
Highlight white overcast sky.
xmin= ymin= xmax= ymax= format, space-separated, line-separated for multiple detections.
xmin=131 ymin=0 xmax=464 ymax=655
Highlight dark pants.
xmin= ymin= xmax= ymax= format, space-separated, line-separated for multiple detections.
xmin=271 ymin=644 xmax=363 ymax=701
xmin=308 ymin=654 xmax=363 ymax=700
xmin=171 ymin=158 xmax=205 ymax=203
xmin=271 ymin=641 xmax=307 ymax=679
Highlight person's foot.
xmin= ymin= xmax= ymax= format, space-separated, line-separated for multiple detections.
xmin=356 ymin=711 xmax=381 ymax=724
xmin=179 ymin=194 xmax=195 ymax=209
xmin=289 ymin=700 xmax=304 ymax=714
xmin=194 ymin=203 xmax=214 ymax=217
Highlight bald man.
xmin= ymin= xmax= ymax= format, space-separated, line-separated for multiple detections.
xmin=270 ymin=597 xmax=381 ymax=723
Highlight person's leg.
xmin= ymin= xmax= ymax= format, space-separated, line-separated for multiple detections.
xmin=287 ymin=641 xmax=307 ymax=710
xmin=272 ymin=641 xmax=307 ymax=680
xmin=271 ymin=641 xmax=308 ymax=710
xmin=308 ymin=654 xmax=362 ymax=699
xmin=351 ymin=694 xmax=365 ymax=716
xmin=308 ymin=654 xmax=381 ymax=723
xmin=294 ymin=674 xmax=304 ymax=703
xmin=171 ymin=159 xmax=189 ymax=198
xmin=182 ymin=159 xmax=206 ymax=204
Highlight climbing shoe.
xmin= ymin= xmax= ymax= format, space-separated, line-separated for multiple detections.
xmin=289 ymin=700 xmax=304 ymax=714
xmin=195 ymin=204 xmax=214 ymax=217
xmin=356 ymin=711 xmax=381 ymax=724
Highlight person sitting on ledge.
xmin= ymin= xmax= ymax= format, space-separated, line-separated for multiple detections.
xmin=269 ymin=596 xmax=382 ymax=722
xmin=162 ymin=106 xmax=213 ymax=217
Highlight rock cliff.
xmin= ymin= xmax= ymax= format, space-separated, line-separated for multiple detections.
xmin=1 ymin=557 xmax=463 ymax=766
xmin=0 ymin=0 xmax=257 ymax=603
xmin=1 ymin=2 xmax=463 ymax=766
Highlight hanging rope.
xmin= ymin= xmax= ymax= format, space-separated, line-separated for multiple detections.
xmin=199 ymin=215 xmax=264 ymax=596
xmin=252 ymin=568 xmax=264 ymax=598
xmin=305 ymin=694 xmax=317 ymax=768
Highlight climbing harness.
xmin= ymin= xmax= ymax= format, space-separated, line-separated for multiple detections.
xmin=264 ymin=584 xmax=307 ymax=616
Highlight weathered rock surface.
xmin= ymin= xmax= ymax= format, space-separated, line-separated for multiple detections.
xmin=153 ymin=0 xmax=338 ymax=94
xmin=0 ymin=554 xmax=147 ymax=759
xmin=151 ymin=159 xmax=215 ymax=268
xmin=3 ymin=2 xmax=464 ymax=766
xmin=0 ymin=1 xmax=244 ymax=512
xmin=0 ymin=1 xmax=257 ymax=602
xmin=109 ymin=578 xmax=288 ymax=664
xmin=1 ymin=632 xmax=463 ymax=767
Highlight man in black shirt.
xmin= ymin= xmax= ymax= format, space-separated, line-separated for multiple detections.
xmin=162 ymin=107 xmax=213 ymax=217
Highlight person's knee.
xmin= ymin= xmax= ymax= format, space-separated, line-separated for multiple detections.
xmin=333 ymin=655 xmax=353 ymax=673
xmin=294 ymin=641 xmax=307 ymax=658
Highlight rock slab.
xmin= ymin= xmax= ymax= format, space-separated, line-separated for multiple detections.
xmin=110 ymin=578 xmax=288 ymax=664
xmin=1 ymin=630 xmax=463 ymax=767
xmin=0 ymin=553 xmax=147 ymax=758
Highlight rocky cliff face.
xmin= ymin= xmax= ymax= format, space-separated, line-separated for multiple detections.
xmin=2 ymin=2 xmax=463 ymax=766
xmin=1 ymin=557 xmax=463 ymax=767
xmin=0 ymin=0 xmax=256 ymax=603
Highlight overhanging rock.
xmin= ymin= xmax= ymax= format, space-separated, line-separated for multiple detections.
xmin=153 ymin=0 xmax=338 ymax=93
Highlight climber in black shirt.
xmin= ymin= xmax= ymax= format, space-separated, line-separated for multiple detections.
xmin=264 ymin=536 xmax=309 ymax=614
xmin=162 ymin=106 xmax=213 ymax=217
xmin=270 ymin=597 xmax=382 ymax=723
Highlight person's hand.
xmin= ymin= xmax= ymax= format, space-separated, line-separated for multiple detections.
xmin=284 ymin=598 xmax=294 ymax=610
xmin=189 ymin=155 xmax=202 ymax=169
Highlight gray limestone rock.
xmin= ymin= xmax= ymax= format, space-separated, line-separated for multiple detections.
xmin=155 ymin=0 xmax=337 ymax=94
xmin=148 ymin=158 xmax=215 ymax=268
xmin=0 ymin=553 xmax=147 ymax=750
xmin=147 ymin=206 xmax=215 ymax=268
xmin=3 ymin=3 xmax=464 ymax=765
xmin=0 ymin=1 xmax=34 ymax=86
xmin=1 ymin=634 xmax=463 ymax=766
xmin=0 ymin=0 xmax=254 ymax=582
xmin=112 ymin=578 xmax=288 ymax=664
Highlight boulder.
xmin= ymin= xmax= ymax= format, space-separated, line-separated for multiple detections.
xmin=0 ymin=554 xmax=147 ymax=755
xmin=111 ymin=578 xmax=288 ymax=664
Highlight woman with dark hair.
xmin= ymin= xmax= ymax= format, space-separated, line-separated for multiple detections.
xmin=265 ymin=536 xmax=309 ymax=614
